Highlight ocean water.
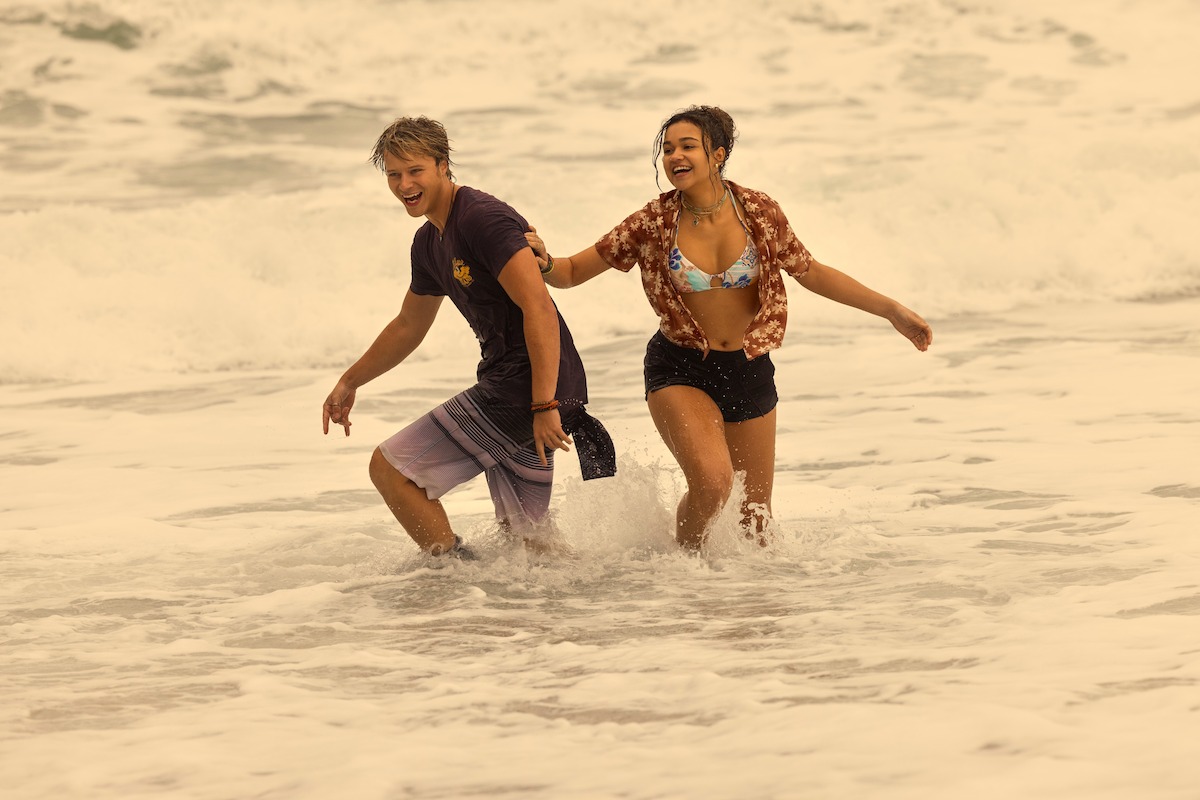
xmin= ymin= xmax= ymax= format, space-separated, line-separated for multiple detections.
xmin=2 ymin=1 xmax=1199 ymax=798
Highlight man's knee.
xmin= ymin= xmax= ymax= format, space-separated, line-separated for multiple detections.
xmin=369 ymin=447 xmax=400 ymax=488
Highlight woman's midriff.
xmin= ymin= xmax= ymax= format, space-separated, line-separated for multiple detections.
xmin=681 ymin=285 xmax=760 ymax=351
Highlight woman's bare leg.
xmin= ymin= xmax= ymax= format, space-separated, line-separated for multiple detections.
xmin=647 ymin=386 xmax=733 ymax=550
xmin=725 ymin=408 xmax=777 ymax=543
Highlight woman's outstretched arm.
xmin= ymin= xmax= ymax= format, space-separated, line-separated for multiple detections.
xmin=800 ymin=261 xmax=933 ymax=351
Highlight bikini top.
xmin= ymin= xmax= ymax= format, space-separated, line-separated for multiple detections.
xmin=668 ymin=199 xmax=761 ymax=294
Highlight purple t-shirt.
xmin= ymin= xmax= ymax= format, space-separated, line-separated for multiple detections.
xmin=409 ymin=186 xmax=588 ymax=406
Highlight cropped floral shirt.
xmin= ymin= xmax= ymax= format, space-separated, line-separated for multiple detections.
xmin=594 ymin=182 xmax=814 ymax=358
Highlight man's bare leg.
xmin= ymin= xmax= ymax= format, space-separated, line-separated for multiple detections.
xmin=369 ymin=447 xmax=457 ymax=554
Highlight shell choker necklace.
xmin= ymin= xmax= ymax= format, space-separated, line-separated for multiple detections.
xmin=681 ymin=186 xmax=729 ymax=226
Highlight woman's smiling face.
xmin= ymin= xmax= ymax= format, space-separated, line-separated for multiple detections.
xmin=661 ymin=121 xmax=724 ymax=192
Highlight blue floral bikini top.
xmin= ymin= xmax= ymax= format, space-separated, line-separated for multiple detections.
xmin=668 ymin=199 xmax=761 ymax=294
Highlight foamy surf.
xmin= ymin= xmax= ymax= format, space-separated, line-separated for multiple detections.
xmin=3 ymin=0 xmax=1200 ymax=797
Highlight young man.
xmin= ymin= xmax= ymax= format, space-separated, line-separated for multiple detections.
xmin=323 ymin=116 xmax=613 ymax=558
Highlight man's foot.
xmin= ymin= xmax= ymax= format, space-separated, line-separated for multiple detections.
xmin=445 ymin=535 xmax=477 ymax=561
xmin=522 ymin=535 xmax=575 ymax=557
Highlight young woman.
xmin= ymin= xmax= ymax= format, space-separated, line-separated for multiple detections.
xmin=526 ymin=105 xmax=932 ymax=550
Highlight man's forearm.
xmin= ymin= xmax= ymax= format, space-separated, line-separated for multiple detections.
xmin=342 ymin=316 xmax=423 ymax=389
xmin=522 ymin=298 xmax=561 ymax=402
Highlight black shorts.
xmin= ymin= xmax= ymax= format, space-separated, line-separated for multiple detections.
xmin=643 ymin=331 xmax=778 ymax=423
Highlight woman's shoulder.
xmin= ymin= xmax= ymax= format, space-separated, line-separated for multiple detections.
xmin=641 ymin=189 xmax=680 ymax=217
xmin=611 ymin=190 xmax=677 ymax=233
xmin=728 ymin=181 xmax=781 ymax=211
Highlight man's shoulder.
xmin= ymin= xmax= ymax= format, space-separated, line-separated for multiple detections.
xmin=447 ymin=186 xmax=529 ymax=276
xmin=455 ymin=185 xmax=522 ymax=221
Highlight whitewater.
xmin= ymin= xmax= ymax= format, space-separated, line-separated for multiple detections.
xmin=2 ymin=1 xmax=1198 ymax=798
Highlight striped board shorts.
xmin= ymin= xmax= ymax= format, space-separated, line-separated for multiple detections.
xmin=376 ymin=387 xmax=554 ymax=529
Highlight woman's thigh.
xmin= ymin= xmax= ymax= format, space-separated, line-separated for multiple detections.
xmin=725 ymin=408 xmax=777 ymax=510
xmin=646 ymin=385 xmax=732 ymax=485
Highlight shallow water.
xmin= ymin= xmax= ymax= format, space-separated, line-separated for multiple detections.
xmin=3 ymin=0 xmax=1200 ymax=797
xmin=4 ymin=299 xmax=1199 ymax=798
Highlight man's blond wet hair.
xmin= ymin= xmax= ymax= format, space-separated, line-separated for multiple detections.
xmin=369 ymin=116 xmax=455 ymax=179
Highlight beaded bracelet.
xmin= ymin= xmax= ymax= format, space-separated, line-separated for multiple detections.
xmin=539 ymin=255 xmax=555 ymax=276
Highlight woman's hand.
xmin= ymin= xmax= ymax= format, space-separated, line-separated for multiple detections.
xmin=525 ymin=226 xmax=549 ymax=270
xmin=890 ymin=305 xmax=933 ymax=352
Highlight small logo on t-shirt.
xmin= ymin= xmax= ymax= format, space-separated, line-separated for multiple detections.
xmin=452 ymin=258 xmax=473 ymax=287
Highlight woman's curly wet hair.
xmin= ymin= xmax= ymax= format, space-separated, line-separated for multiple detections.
xmin=653 ymin=105 xmax=738 ymax=191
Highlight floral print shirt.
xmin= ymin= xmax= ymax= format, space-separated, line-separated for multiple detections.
xmin=594 ymin=181 xmax=813 ymax=358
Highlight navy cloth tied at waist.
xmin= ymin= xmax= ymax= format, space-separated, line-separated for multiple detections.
xmin=561 ymin=405 xmax=617 ymax=481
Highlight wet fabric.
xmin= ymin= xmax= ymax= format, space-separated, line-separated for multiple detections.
xmin=642 ymin=331 xmax=778 ymax=423
xmin=410 ymin=186 xmax=588 ymax=405
xmin=377 ymin=387 xmax=616 ymax=527
xmin=594 ymin=181 xmax=813 ymax=358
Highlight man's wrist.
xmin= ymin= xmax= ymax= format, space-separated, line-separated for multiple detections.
xmin=531 ymin=399 xmax=559 ymax=414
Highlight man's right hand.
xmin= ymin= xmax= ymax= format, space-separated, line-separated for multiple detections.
xmin=323 ymin=381 xmax=356 ymax=436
